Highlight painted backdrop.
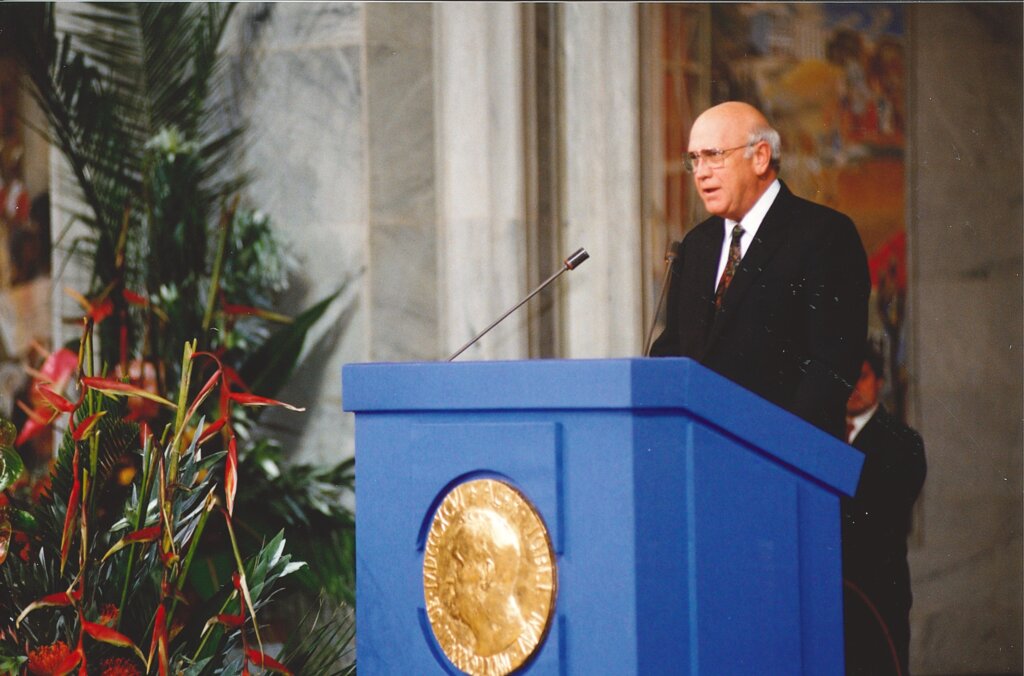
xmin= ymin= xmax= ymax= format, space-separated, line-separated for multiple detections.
xmin=712 ymin=3 xmax=909 ymax=418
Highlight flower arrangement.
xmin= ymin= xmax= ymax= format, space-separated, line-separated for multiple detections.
xmin=1 ymin=2 xmax=356 ymax=613
xmin=1 ymin=317 xmax=353 ymax=674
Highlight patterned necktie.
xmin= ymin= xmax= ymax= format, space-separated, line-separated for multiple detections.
xmin=714 ymin=223 xmax=745 ymax=310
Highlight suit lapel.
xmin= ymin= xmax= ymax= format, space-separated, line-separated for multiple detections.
xmin=694 ymin=220 xmax=724 ymax=302
xmin=705 ymin=184 xmax=794 ymax=348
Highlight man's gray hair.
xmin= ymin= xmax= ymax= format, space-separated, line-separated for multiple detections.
xmin=745 ymin=125 xmax=781 ymax=171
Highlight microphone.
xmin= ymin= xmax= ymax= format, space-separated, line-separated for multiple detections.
xmin=644 ymin=241 xmax=680 ymax=356
xmin=447 ymin=247 xmax=590 ymax=361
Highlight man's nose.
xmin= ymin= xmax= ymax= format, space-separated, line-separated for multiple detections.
xmin=694 ymin=158 xmax=713 ymax=179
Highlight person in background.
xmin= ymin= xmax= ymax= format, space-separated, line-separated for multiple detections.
xmin=843 ymin=343 xmax=927 ymax=675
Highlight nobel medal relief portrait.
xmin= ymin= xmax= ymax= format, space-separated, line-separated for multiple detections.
xmin=423 ymin=479 xmax=557 ymax=676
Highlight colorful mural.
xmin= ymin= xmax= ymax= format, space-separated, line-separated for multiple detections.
xmin=712 ymin=3 xmax=909 ymax=418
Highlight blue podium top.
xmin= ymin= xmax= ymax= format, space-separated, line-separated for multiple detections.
xmin=343 ymin=357 xmax=862 ymax=496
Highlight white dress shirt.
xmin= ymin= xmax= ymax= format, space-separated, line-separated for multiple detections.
xmin=715 ymin=179 xmax=782 ymax=284
xmin=847 ymin=403 xmax=878 ymax=444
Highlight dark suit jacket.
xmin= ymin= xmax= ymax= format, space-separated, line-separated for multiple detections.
xmin=650 ymin=181 xmax=871 ymax=438
xmin=843 ymin=405 xmax=927 ymax=676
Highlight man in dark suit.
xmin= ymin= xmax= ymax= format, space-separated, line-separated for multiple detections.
xmin=843 ymin=347 xmax=927 ymax=675
xmin=650 ymin=101 xmax=870 ymax=439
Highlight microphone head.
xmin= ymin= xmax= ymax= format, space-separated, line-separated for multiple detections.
xmin=564 ymin=248 xmax=589 ymax=270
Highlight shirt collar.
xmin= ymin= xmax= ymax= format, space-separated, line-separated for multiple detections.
xmin=725 ymin=178 xmax=780 ymax=240
xmin=847 ymin=403 xmax=879 ymax=443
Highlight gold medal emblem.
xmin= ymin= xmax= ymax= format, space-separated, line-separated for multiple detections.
xmin=423 ymin=479 xmax=557 ymax=675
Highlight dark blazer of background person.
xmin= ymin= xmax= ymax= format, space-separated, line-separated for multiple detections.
xmin=843 ymin=405 xmax=927 ymax=675
xmin=651 ymin=179 xmax=871 ymax=439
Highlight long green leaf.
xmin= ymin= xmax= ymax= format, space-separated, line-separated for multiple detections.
xmin=0 ymin=446 xmax=25 ymax=493
xmin=238 ymin=291 xmax=342 ymax=398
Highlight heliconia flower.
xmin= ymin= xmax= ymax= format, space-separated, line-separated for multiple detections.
xmin=221 ymin=365 xmax=247 ymax=391
xmin=15 ymin=530 xmax=32 ymax=562
xmin=197 ymin=415 xmax=228 ymax=445
xmin=59 ymin=473 xmax=81 ymax=574
xmin=148 ymin=604 xmax=169 ymax=676
xmin=82 ymin=618 xmax=146 ymax=663
xmin=16 ymin=587 xmax=82 ymax=626
xmin=14 ymin=406 xmax=56 ymax=447
xmin=245 ymin=648 xmax=293 ymax=675
xmin=16 ymin=347 xmax=79 ymax=447
xmin=159 ymin=548 xmax=179 ymax=567
xmin=36 ymin=383 xmax=77 ymax=414
xmin=97 ymin=603 xmax=119 ymax=626
xmin=111 ymin=360 xmax=162 ymax=422
xmin=226 ymin=392 xmax=305 ymax=412
xmin=26 ymin=640 xmax=73 ymax=675
xmin=64 ymin=286 xmax=113 ymax=324
xmin=182 ymin=369 xmax=222 ymax=427
xmin=225 ymin=435 xmax=238 ymax=516
xmin=90 ymin=298 xmax=115 ymax=324
xmin=202 ymin=612 xmax=246 ymax=636
xmin=81 ymin=377 xmax=175 ymax=408
xmin=26 ymin=346 xmax=79 ymax=386
xmin=102 ymin=524 xmax=161 ymax=562
xmin=121 ymin=289 xmax=148 ymax=306
xmin=121 ymin=290 xmax=169 ymax=322
xmin=229 ymin=565 xmax=259 ymax=639
xmin=71 ymin=412 xmax=106 ymax=441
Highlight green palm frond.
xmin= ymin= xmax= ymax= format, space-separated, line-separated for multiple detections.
xmin=275 ymin=596 xmax=356 ymax=676
xmin=5 ymin=3 xmax=244 ymax=345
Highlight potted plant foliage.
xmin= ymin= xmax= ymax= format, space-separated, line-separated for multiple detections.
xmin=0 ymin=321 xmax=354 ymax=674
xmin=0 ymin=1 xmax=355 ymax=613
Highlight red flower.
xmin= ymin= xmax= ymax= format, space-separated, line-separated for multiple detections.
xmin=97 ymin=603 xmax=119 ymax=626
xmin=99 ymin=657 xmax=142 ymax=676
xmin=14 ymin=531 xmax=31 ymax=562
xmin=26 ymin=640 xmax=72 ymax=675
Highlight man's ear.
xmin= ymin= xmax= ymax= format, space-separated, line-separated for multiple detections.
xmin=753 ymin=140 xmax=773 ymax=176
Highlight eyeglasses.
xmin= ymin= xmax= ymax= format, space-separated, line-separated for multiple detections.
xmin=683 ymin=142 xmax=754 ymax=173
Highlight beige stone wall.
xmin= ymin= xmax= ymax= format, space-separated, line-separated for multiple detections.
xmin=907 ymin=4 xmax=1023 ymax=673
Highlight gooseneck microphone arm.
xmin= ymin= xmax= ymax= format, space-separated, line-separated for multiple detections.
xmin=644 ymin=241 xmax=680 ymax=357
xmin=447 ymin=247 xmax=590 ymax=362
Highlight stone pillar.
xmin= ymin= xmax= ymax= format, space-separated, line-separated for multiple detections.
xmin=907 ymin=4 xmax=1023 ymax=672
xmin=364 ymin=3 xmax=439 ymax=362
xmin=561 ymin=3 xmax=643 ymax=358
xmin=434 ymin=3 xmax=527 ymax=361
xmin=224 ymin=3 xmax=369 ymax=465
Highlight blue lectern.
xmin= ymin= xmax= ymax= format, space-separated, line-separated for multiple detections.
xmin=342 ymin=358 xmax=863 ymax=674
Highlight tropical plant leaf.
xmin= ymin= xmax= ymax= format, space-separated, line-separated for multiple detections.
xmin=0 ymin=446 xmax=25 ymax=493
xmin=238 ymin=290 xmax=341 ymax=398
xmin=275 ymin=596 xmax=355 ymax=676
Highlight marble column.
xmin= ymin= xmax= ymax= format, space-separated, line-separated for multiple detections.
xmin=434 ymin=3 xmax=528 ymax=361
xmin=364 ymin=3 xmax=439 ymax=362
xmin=907 ymin=4 xmax=1023 ymax=672
xmin=561 ymin=3 xmax=644 ymax=358
xmin=223 ymin=3 xmax=369 ymax=465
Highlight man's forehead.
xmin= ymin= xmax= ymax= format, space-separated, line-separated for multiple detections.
xmin=688 ymin=117 xmax=744 ymax=151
